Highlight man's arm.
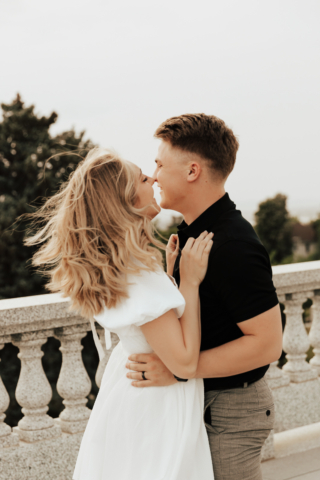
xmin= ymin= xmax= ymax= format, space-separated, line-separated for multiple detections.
xmin=126 ymin=240 xmax=282 ymax=387
xmin=126 ymin=304 xmax=282 ymax=387
xmin=196 ymin=304 xmax=282 ymax=378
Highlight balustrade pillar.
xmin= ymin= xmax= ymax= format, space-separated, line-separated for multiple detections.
xmin=309 ymin=289 xmax=320 ymax=375
xmin=265 ymin=295 xmax=290 ymax=390
xmin=282 ymin=292 xmax=318 ymax=382
xmin=54 ymin=325 xmax=92 ymax=433
xmin=95 ymin=325 xmax=108 ymax=389
xmin=11 ymin=331 xmax=61 ymax=442
xmin=265 ymin=361 xmax=290 ymax=389
xmin=0 ymin=342 xmax=19 ymax=447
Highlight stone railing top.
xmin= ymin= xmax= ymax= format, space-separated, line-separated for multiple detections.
xmin=272 ymin=260 xmax=320 ymax=296
xmin=0 ymin=261 xmax=319 ymax=335
xmin=0 ymin=293 xmax=79 ymax=337
xmin=0 ymin=292 xmax=67 ymax=310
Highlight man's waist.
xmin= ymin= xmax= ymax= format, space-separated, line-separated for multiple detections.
xmin=203 ymin=366 xmax=269 ymax=391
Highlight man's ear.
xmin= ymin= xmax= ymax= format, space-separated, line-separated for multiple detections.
xmin=186 ymin=162 xmax=201 ymax=183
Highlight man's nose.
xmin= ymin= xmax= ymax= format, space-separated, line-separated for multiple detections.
xmin=151 ymin=170 xmax=158 ymax=181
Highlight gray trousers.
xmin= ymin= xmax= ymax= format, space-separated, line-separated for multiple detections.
xmin=204 ymin=377 xmax=275 ymax=480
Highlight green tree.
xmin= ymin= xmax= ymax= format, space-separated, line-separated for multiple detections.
xmin=0 ymin=94 xmax=94 ymax=299
xmin=154 ymin=215 xmax=183 ymax=267
xmin=254 ymin=193 xmax=293 ymax=265
xmin=0 ymin=95 xmax=97 ymax=427
xmin=310 ymin=215 xmax=320 ymax=260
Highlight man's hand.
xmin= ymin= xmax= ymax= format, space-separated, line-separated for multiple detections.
xmin=126 ymin=353 xmax=178 ymax=387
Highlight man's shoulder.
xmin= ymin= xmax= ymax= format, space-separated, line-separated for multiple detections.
xmin=209 ymin=209 xmax=263 ymax=251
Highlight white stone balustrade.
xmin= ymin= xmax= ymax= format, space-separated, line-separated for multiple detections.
xmin=309 ymin=289 xmax=320 ymax=374
xmin=264 ymin=261 xmax=320 ymax=459
xmin=54 ymin=325 xmax=92 ymax=434
xmin=12 ymin=330 xmax=61 ymax=443
xmin=0 ymin=261 xmax=319 ymax=479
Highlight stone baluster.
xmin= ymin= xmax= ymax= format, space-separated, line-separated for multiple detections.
xmin=95 ymin=325 xmax=109 ymax=389
xmin=282 ymin=292 xmax=318 ymax=382
xmin=309 ymin=289 xmax=320 ymax=375
xmin=265 ymin=360 xmax=290 ymax=389
xmin=11 ymin=331 xmax=61 ymax=442
xmin=54 ymin=324 xmax=92 ymax=433
xmin=94 ymin=325 xmax=119 ymax=388
xmin=0 ymin=341 xmax=19 ymax=447
xmin=265 ymin=294 xmax=290 ymax=389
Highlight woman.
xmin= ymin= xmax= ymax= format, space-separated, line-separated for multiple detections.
xmin=26 ymin=147 xmax=214 ymax=480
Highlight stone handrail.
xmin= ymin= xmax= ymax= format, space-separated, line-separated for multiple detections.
xmin=0 ymin=261 xmax=319 ymax=478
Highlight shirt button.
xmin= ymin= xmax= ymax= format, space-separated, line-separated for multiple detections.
xmin=266 ymin=410 xmax=271 ymax=416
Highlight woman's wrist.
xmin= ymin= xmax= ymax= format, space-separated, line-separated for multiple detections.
xmin=179 ymin=277 xmax=200 ymax=289
xmin=166 ymin=261 xmax=175 ymax=276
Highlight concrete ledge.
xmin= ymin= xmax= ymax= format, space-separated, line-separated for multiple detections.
xmin=0 ymin=431 xmax=83 ymax=480
xmin=272 ymin=260 xmax=320 ymax=295
xmin=274 ymin=422 xmax=320 ymax=458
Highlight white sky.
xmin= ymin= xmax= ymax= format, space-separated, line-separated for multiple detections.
xmin=1 ymin=0 xmax=319 ymax=225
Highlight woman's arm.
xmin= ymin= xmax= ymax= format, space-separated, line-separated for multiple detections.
xmin=140 ymin=232 xmax=213 ymax=379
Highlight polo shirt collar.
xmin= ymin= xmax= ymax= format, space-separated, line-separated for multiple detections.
xmin=177 ymin=193 xmax=235 ymax=238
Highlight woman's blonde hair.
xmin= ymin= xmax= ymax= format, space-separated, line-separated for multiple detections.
xmin=25 ymin=147 xmax=164 ymax=318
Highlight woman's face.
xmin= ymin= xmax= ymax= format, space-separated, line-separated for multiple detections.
xmin=131 ymin=163 xmax=161 ymax=219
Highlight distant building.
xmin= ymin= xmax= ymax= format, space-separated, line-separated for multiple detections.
xmin=292 ymin=223 xmax=317 ymax=260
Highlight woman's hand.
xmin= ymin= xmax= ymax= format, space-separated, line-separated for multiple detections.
xmin=179 ymin=231 xmax=214 ymax=286
xmin=166 ymin=234 xmax=179 ymax=276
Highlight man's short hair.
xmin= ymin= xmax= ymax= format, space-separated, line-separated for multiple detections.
xmin=154 ymin=113 xmax=239 ymax=179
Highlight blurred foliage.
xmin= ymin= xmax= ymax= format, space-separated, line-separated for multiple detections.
xmin=254 ymin=194 xmax=294 ymax=265
xmin=308 ymin=215 xmax=320 ymax=261
xmin=154 ymin=215 xmax=183 ymax=268
xmin=0 ymin=94 xmax=96 ymax=426
xmin=254 ymin=194 xmax=320 ymax=266
xmin=0 ymin=94 xmax=94 ymax=300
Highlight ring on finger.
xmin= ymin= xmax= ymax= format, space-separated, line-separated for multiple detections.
xmin=142 ymin=371 xmax=147 ymax=381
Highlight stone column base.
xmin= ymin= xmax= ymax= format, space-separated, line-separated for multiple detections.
xmin=54 ymin=417 xmax=88 ymax=434
xmin=0 ymin=432 xmax=19 ymax=448
xmin=13 ymin=423 xmax=61 ymax=443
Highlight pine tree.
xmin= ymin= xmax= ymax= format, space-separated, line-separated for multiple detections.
xmin=0 ymin=94 xmax=94 ymax=299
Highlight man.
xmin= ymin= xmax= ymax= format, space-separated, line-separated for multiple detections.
xmin=126 ymin=113 xmax=283 ymax=480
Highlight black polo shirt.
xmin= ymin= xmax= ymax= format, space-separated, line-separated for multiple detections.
xmin=173 ymin=193 xmax=279 ymax=392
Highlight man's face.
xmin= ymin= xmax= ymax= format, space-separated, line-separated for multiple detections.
xmin=153 ymin=140 xmax=190 ymax=211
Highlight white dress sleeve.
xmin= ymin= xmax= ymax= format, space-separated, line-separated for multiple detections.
xmin=94 ymin=267 xmax=186 ymax=330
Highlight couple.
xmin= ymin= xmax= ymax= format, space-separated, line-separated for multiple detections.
xmin=28 ymin=113 xmax=282 ymax=480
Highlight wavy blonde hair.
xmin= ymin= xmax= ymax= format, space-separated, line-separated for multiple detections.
xmin=25 ymin=147 xmax=165 ymax=318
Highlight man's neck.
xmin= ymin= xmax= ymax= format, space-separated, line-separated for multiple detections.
xmin=182 ymin=188 xmax=226 ymax=225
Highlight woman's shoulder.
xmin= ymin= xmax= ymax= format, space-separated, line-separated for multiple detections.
xmin=94 ymin=266 xmax=185 ymax=330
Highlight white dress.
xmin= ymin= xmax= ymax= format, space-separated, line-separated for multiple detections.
xmin=73 ymin=267 xmax=214 ymax=480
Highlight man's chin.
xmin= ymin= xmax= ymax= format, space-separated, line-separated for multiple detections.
xmin=159 ymin=198 xmax=171 ymax=210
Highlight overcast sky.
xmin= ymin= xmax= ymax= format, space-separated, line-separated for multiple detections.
xmin=1 ymin=0 xmax=319 ymax=225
